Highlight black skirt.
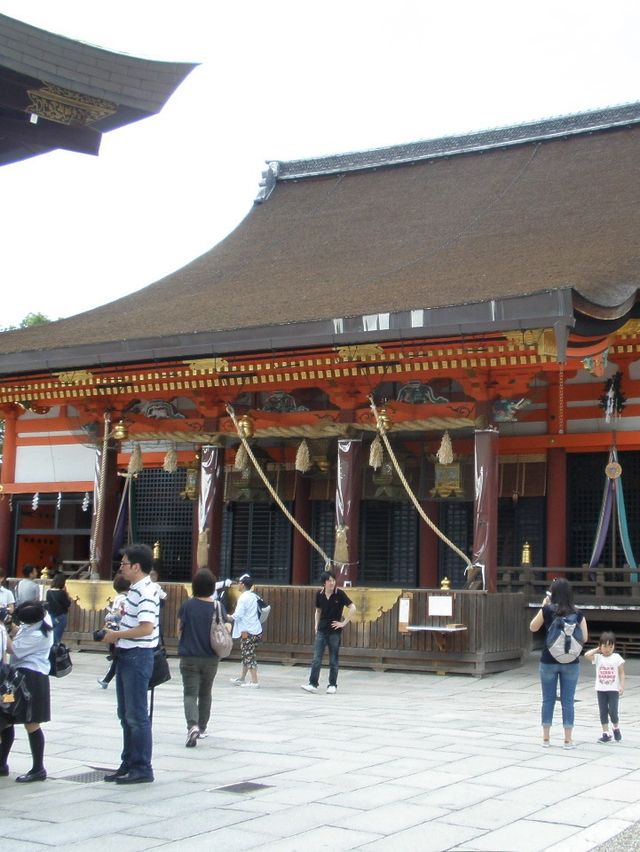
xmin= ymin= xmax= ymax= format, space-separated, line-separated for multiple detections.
xmin=14 ymin=668 xmax=51 ymax=724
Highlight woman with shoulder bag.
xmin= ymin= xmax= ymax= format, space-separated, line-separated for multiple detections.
xmin=529 ymin=577 xmax=588 ymax=750
xmin=0 ymin=601 xmax=54 ymax=782
xmin=177 ymin=569 xmax=229 ymax=748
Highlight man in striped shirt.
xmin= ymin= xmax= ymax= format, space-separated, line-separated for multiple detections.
xmin=101 ymin=544 xmax=159 ymax=784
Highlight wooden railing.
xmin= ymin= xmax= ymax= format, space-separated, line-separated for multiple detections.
xmin=498 ymin=565 xmax=640 ymax=602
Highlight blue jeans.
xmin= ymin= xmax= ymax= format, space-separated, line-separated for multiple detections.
xmin=309 ymin=631 xmax=341 ymax=688
xmin=539 ymin=661 xmax=580 ymax=728
xmin=115 ymin=648 xmax=154 ymax=777
xmin=52 ymin=614 xmax=67 ymax=645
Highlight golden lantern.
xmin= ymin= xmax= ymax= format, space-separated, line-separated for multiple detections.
xmin=238 ymin=415 xmax=255 ymax=439
xmin=112 ymin=420 xmax=129 ymax=441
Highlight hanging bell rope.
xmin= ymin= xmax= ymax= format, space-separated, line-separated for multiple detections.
xmin=368 ymin=396 xmax=471 ymax=568
xmin=90 ymin=411 xmax=110 ymax=571
xmin=436 ymin=430 xmax=454 ymax=465
xmin=295 ymin=438 xmax=311 ymax=473
xmin=163 ymin=443 xmax=178 ymax=473
xmin=197 ymin=529 xmax=210 ymax=569
xmin=226 ymin=404 xmax=330 ymax=564
xmin=369 ymin=434 xmax=384 ymax=470
xmin=128 ymin=443 xmax=143 ymax=476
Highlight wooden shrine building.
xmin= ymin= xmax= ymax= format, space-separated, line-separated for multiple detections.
xmin=2 ymin=100 xmax=640 ymax=627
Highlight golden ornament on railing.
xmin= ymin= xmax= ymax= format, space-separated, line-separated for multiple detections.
xmin=377 ymin=408 xmax=392 ymax=433
xmin=153 ymin=541 xmax=161 ymax=561
xmin=521 ymin=541 xmax=532 ymax=566
xmin=440 ymin=576 xmax=451 ymax=590
xmin=112 ymin=420 xmax=129 ymax=441
xmin=238 ymin=415 xmax=255 ymax=439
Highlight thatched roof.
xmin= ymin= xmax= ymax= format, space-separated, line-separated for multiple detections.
xmin=2 ymin=101 xmax=640 ymax=375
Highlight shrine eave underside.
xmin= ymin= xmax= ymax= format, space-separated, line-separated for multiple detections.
xmin=0 ymin=289 xmax=575 ymax=381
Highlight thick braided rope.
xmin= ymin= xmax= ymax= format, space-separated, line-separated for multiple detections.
xmin=369 ymin=397 xmax=472 ymax=568
xmin=226 ymin=405 xmax=330 ymax=564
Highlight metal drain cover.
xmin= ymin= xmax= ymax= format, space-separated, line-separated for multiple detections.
xmin=58 ymin=769 xmax=108 ymax=783
xmin=217 ymin=781 xmax=271 ymax=793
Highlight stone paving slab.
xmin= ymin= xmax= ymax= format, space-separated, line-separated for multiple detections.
xmin=0 ymin=650 xmax=637 ymax=850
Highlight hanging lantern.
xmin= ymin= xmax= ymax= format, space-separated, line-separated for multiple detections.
xmin=436 ymin=430 xmax=454 ymax=465
xmin=295 ymin=439 xmax=311 ymax=473
xmin=377 ymin=408 xmax=392 ymax=433
xmin=369 ymin=434 xmax=384 ymax=470
xmin=163 ymin=443 xmax=178 ymax=473
xmin=112 ymin=420 xmax=129 ymax=441
xmin=128 ymin=443 xmax=143 ymax=475
xmin=238 ymin=414 xmax=255 ymax=439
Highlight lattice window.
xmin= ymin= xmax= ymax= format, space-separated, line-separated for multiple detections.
xmin=310 ymin=501 xmax=335 ymax=583
xmin=359 ymin=501 xmax=418 ymax=586
xmin=498 ymin=497 xmax=546 ymax=567
xmin=221 ymin=502 xmax=291 ymax=584
xmin=438 ymin=502 xmax=472 ymax=588
xmin=134 ymin=469 xmax=193 ymax=581
xmin=568 ymin=451 xmax=640 ymax=567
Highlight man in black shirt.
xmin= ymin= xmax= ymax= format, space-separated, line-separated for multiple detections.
xmin=301 ymin=570 xmax=356 ymax=694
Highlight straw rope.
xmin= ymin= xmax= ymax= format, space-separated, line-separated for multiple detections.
xmin=226 ymin=404 xmax=330 ymax=564
xmin=368 ymin=396 xmax=472 ymax=568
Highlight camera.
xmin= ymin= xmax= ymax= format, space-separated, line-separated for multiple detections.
xmin=93 ymin=628 xmax=106 ymax=641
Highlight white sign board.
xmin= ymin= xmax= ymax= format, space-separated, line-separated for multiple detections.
xmin=428 ymin=595 xmax=453 ymax=617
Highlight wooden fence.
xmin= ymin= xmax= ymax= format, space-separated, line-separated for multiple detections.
xmin=57 ymin=582 xmax=528 ymax=677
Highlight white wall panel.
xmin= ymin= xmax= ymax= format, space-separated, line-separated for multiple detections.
xmin=15 ymin=444 xmax=96 ymax=483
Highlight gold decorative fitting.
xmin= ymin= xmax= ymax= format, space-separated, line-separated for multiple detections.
xmin=377 ymin=408 xmax=392 ymax=433
xmin=27 ymin=83 xmax=116 ymax=126
xmin=336 ymin=344 xmax=384 ymax=362
xmin=153 ymin=541 xmax=161 ymax=561
xmin=184 ymin=357 xmax=229 ymax=374
xmin=238 ymin=415 xmax=255 ymax=439
xmin=56 ymin=370 xmax=94 ymax=386
xmin=521 ymin=541 xmax=532 ymax=566
xmin=440 ymin=576 xmax=451 ymax=590
xmin=112 ymin=420 xmax=129 ymax=441
xmin=606 ymin=461 xmax=622 ymax=480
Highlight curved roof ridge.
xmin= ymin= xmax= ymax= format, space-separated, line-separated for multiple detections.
xmin=272 ymin=101 xmax=640 ymax=180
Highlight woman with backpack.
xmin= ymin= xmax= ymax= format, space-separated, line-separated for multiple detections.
xmin=529 ymin=577 xmax=588 ymax=749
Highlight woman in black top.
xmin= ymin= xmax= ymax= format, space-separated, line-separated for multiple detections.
xmin=177 ymin=569 xmax=229 ymax=748
xmin=46 ymin=573 xmax=72 ymax=645
xmin=529 ymin=577 xmax=588 ymax=749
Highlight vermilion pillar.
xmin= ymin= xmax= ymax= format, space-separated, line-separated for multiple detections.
xmin=91 ymin=440 xmax=119 ymax=580
xmin=0 ymin=411 xmax=17 ymax=572
xmin=546 ymin=448 xmax=567 ymax=574
xmin=419 ymin=499 xmax=440 ymax=587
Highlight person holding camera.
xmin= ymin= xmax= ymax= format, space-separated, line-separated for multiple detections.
xmin=46 ymin=572 xmax=72 ymax=645
xmin=99 ymin=544 xmax=159 ymax=785
xmin=0 ymin=601 xmax=54 ymax=782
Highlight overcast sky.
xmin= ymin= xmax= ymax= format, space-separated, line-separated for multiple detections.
xmin=1 ymin=0 xmax=639 ymax=329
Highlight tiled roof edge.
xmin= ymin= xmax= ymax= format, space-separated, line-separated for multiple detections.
xmin=271 ymin=102 xmax=640 ymax=181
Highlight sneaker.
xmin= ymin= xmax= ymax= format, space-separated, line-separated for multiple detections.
xmin=542 ymin=740 xmax=550 ymax=748
xmin=613 ymin=728 xmax=622 ymax=742
xmin=198 ymin=729 xmax=208 ymax=739
xmin=185 ymin=726 xmax=199 ymax=748
xmin=563 ymin=742 xmax=577 ymax=750
xmin=598 ymin=733 xmax=612 ymax=743
xmin=240 ymin=682 xmax=259 ymax=688
xmin=230 ymin=677 xmax=245 ymax=685
xmin=97 ymin=678 xmax=108 ymax=689
xmin=301 ymin=684 xmax=318 ymax=693
xmin=326 ymin=685 xmax=337 ymax=694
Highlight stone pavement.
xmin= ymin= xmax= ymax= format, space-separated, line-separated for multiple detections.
xmin=0 ymin=650 xmax=639 ymax=851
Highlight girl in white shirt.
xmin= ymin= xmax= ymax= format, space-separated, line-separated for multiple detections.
xmin=584 ymin=631 xmax=625 ymax=743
